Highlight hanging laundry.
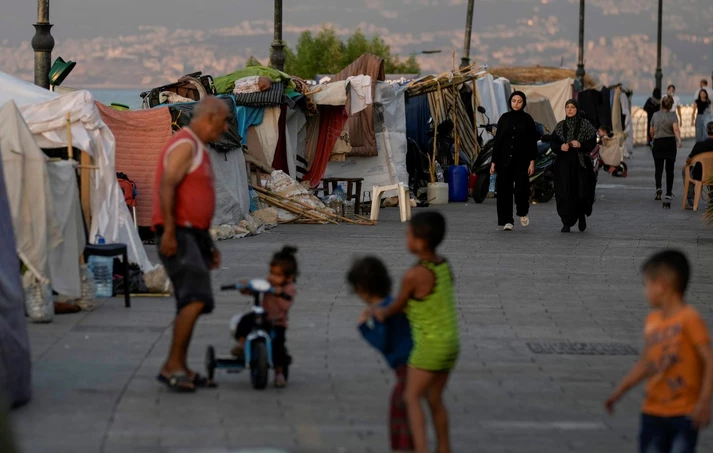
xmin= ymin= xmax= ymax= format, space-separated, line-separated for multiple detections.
xmin=346 ymin=75 xmax=373 ymax=115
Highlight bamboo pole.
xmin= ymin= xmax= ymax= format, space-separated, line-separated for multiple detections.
xmin=256 ymin=192 xmax=331 ymax=223
xmin=453 ymin=86 xmax=459 ymax=166
xmin=253 ymin=186 xmax=375 ymax=225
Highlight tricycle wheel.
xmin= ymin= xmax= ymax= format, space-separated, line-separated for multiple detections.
xmin=250 ymin=341 xmax=269 ymax=390
xmin=205 ymin=345 xmax=216 ymax=381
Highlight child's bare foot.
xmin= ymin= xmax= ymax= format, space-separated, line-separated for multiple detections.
xmin=230 ymin=344 xmax=244 ymax=359
xmin=274 ymin=373 xmax=287 ymax=388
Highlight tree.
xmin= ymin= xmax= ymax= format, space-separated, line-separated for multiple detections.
xmin=282 ymin=26 xmax=421 ymax=79
xmin=244 ymin=56 xmax=262 ymax=68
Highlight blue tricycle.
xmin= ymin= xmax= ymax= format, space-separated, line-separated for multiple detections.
xmin=205 ymin=279 xmax=292 ymax=390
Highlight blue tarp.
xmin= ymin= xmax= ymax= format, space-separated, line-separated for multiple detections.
xmin=405 ymin=94 xmax=431 ymax=153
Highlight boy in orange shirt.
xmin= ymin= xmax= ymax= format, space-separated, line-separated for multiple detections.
xmin=605 ymin=250 xmax=713 ymax=452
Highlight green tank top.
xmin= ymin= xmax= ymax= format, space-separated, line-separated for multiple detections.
xmin=406 ymin=260 xmax=460 ymax=371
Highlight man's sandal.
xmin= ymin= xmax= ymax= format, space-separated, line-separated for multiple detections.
xmin=156 ymin=373 xmax=196 ymax=392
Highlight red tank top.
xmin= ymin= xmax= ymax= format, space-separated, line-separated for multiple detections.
xmin=151 ymin=128 xmax=215 ymax=230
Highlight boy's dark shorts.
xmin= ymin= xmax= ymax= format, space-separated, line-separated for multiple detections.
xmin=639 ymin=413 xmax=698 ymax=453
xmin=155 ymin=226 xmax=215 ymax=314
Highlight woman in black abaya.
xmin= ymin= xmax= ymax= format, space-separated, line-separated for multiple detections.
xmin=550 ymin=99 xmax=598 ymax=233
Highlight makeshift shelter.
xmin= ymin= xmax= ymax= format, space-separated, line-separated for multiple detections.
xmin=100 ymin=96 xmax=252 ymax=228
xmin=489 ymin=66 xmax=597 ymax=90
xmin=0 ymin=71 xmax=153 ymax=272
xmin=0 ymin=105 xmax=32 ymax=410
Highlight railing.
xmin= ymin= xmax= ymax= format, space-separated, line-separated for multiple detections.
xmin=631 ymin=104 xmax=697 ymax=146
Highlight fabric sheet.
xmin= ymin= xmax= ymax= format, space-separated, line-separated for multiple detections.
xmin=303 ymin=105 xmax=349 ymax=187
xmin=331 ymin=53 xmax=385 ymax=157
xmin=310 ymin=81 xmax=348 ymax=106
xmin=47 ymin=160 xmax=86 ymax=298
xmin=516 ymin=78 xmax=574 ymax=123
xmin=167 ymin=96 xmax=243 ymax=152
xmin=0 ymin=101 xmax=62 ymax=285
xmin=255 ymin=106 xmax=281 ymax=166
xmin=524 ymin=94 xmax=558 ymax=133
xmin=405 ymin=94 xmax=432 ymax=155
xmin=347 ymin=75 xmax=373 ymax=115
xmin=285 ymin=108 xmax=307 ymax=178
xmin=97 ymin=102 xmax=173 ymax=227
xmin=209 ymin=148 xmax=250 ymax=226
xmin=234 ymin=82 xmax=285 ymax=107
xmin=214 ymin=66 xmax=295 ymax=95
xmin=0 ymin=119 xmax=32 ymax=409
xmin=272 ymin=105 xmax=290 ymax=174
xmin=235 ymin=106 xmax=265 ymax=145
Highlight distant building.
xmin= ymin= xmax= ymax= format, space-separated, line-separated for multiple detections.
xmin=314 ymin=74 xmax=419 ymax=85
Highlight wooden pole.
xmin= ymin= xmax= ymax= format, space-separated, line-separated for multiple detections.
xmin=65 ymin=112 xmax=73 ymax=160
xmin=80 ymin=151 xmax=91 ymax=231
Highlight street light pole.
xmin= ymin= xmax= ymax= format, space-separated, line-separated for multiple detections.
xmin=269 ymin=0 xmax=286 ymax=72
xmin=575 ymin=0 xmax=585 ymax=92
xmin=32 ymin=0 xmax=54 ymax=88
xmin=460 ymin=0 xmax=475 ymax=68
xmin=655 ymin=0 xmax=663 ymax=92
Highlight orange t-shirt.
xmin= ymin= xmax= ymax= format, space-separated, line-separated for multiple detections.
xmin=642 ymin=305 xmax=710 ymax=417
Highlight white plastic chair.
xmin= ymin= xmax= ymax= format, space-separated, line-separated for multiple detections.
xmin=369 ymin=183 xmax=412 ymax=223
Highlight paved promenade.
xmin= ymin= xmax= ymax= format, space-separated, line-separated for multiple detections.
xmin=9 ymin=143 xmax=713 ymax=453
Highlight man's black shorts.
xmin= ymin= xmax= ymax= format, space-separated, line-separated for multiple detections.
xmin=156 ymin=226 xmax=215 ymax=314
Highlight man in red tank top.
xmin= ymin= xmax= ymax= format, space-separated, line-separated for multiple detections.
xmin=153 ymin=97 xmax=229 ymax=392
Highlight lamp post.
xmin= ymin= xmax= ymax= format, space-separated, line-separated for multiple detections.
xmin=575 ymin=0 xmax=585 ymax=92
xmin=655 ymin=0 xmax=663 ymax=92
xmin=32 ymin=0 xmax=54 ymax=88
xmin=269 ymin=0 xmax=286 ymax=72
xmin=460 ymin=0 xmax=475 ymax=68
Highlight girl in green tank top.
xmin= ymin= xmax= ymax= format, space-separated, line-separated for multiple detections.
xmin=373 ymin=211 xmax=459 ymax=453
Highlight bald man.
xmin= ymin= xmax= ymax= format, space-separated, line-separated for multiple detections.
xmin=152 ymin=97 xmax=229 ymax=391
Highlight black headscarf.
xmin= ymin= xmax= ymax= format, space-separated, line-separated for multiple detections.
xmin=554 ymin=99 xmax=598 ymax=144
xmin=509 ymin=91 xmax=528 ymax=111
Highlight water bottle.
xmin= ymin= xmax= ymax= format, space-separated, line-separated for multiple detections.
xmin=88 ymin=235 xmax=114 ymax=298
xmin=489 ymin=174 xmax=497 ymax=193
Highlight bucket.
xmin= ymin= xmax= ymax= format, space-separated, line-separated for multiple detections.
xmin=447 ymin=165 xmax=469 ymax=202
xmin=427 ymin=182 xmax=449 ymax=205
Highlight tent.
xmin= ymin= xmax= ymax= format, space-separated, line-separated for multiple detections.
xmin=524 ymin=93 xmax=558 ymax=133
xmin=0 ymin=105 xmax=32 ymax=408
xmin=0 ymin=71 xmax=153 ymax=271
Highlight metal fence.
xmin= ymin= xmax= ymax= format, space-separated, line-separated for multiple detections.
xmin=631 ymin=104 xmax=697 ymax=146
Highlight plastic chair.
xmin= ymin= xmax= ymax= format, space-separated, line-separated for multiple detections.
xmin=83 ymin=243 xmax=131 ymax=308
xmin=682 ymin=151 xmax=713 ymax=211
xmin=369 ymin=183 xmax=412 ymax=223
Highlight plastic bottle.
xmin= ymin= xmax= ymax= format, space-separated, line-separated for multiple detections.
xmin=489 ymin=174 xmax=497 ymax=194
xmin=87 ymin=235 xmax=114 ymax=298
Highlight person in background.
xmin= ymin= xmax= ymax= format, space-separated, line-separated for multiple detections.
xmin=348 ymin=256 xmax=414 ymax=453
xmin=550 ymin=99 xmax=598 ymax=233
xmin=694 ymin=79 xmax=711 ymax=101
xmin=153 ymin=97 xmax=228 ymax=392
xmin=692 ymin=89 xmax=712 ymax=143
xmin=489 ymin=91 xmax=538 ymax=231
xmin=667 ymin=85 xmax=683 ymax=125
xmin=605 ymin=250 xmax=713 ymax=453
xmin=644 ymin=88 xmax=662 ymax=147
xmin=650 ymin=96 xmax=683 ymax=203
xmin=683 ymin=121 xmax=713 ymax=209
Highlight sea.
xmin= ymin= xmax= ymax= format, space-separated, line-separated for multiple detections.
xmin=89 ymin=88 xmax=654 ymax=110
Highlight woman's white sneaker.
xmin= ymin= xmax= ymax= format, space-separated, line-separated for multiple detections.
xmin=520 ymin=216 xmax=529 ymax=227
xmin=503 ymin=223 xmax=514 ymax=231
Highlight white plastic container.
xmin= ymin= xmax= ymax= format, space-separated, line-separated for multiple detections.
xmin=427 ymin=182 xmax=449 ymax=205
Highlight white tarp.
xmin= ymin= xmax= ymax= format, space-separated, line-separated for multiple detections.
xmin=47 ymin=160 xmax=86 ymax=298
xmin=516 ymin=78 xmax=574 ymax=123
xmin=476 ymin=74 xmax=501 ymax=124
xmin=0 ymin=71 xmax=153 ymax=271
xmin=0 ymin=101 xmax=62 ymax=286
xmin=324 ymin=83 xmax=408 ymax=200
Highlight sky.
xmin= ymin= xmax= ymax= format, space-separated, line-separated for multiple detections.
xmin=1 ymin=0 xmax=711 ymax=91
